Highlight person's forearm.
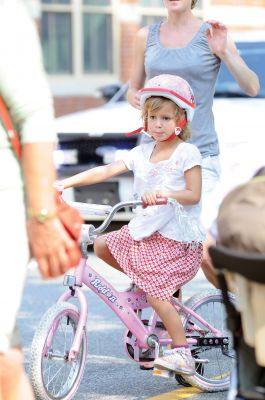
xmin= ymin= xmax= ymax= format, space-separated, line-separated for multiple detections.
xmin=127 ymin=87 xmax=137 ymax=106
xmin=159 ymin=189 xmax=201 ymax=206
xmin=220 ymin=49 xmax=259 ymax=97
xmin=22 ymin=142 xmax=56 ymax=214
xmin=61 ymin=164 xmax=120 ymax=189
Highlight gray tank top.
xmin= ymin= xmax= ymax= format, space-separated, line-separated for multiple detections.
xmin=145 ymin=22 xmax=221 ymax=157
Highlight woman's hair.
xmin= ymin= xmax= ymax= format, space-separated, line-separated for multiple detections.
xmin=142 ymin=96 xmax=192 ymax=141
xmin=191 ymin=0 xmax=197 ymax=9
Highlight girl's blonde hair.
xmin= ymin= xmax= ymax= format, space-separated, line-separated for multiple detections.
xmin=142 ymin=96 xmax=192 ymax=141
xmin=191 ymin=0 xmax=197 ymax=9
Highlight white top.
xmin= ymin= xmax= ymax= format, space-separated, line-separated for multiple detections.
xmin=0 ymin=0 xmax=56 ymax=190
xmin=121 ymin=141 xmax=205 ymax=242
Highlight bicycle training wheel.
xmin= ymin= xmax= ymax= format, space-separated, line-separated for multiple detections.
xmin=30 ymin=302 xmax=87 ymax=400
xmin=182 ymin=289 xmax=234 ymax=392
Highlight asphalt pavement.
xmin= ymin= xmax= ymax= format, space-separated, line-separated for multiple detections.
xmin=19 ymin=254 xmax=228 ymax=400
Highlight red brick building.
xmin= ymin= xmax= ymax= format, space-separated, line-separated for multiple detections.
xmin=26 ymin=0 xmax=265 ymax=116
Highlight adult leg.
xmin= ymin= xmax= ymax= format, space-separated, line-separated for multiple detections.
xmin=0 ymin=348 xmax=34 ymax=400
xmin=201 ymin=156 xmax=222 ymax=288
xmin=0 ymin=190 xmax=34 ymax=400
xmin=201 ymin=233 xmax=219 ymax=288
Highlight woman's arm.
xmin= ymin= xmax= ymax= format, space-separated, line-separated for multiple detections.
xmin=142 ymin=166 xmax=202 ymax=205
xmin=127 ymin=27 xmax=148 ymax=109
xmin=23 ymin=143 xmax=81 ymax=278
xmin=206 ymin=20 xmax=260 ymax=97
xmin=60 ymin=160 xmax=129 ymax=189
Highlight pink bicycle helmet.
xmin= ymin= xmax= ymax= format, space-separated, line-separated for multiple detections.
xmin=139 ymin=74 xmax=196 ymax=122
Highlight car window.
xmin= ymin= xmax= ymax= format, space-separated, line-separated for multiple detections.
xmin=215 ymin=41 xmax=265 ymax=98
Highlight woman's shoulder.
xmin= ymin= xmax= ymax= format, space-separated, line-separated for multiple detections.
xmin=137 ymin=22 xmax=161 ymax=48
xmin=136 ymin=25 xmax=149 ymax=40
xmin=192 ymin=21 xmax=211 ymax=45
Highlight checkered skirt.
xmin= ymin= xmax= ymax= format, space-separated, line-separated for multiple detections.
xmin=104 ymin=225 xmax=203 ymax=301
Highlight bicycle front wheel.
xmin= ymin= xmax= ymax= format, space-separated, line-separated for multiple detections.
xmin=30 ymin=302 xmax=87 ymax=400
xmin=182 ymin=289 xmax=234 ymax=392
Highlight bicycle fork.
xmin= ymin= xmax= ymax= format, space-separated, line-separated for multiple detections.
xmin=55 ymin=282 xmax=88 ymax=361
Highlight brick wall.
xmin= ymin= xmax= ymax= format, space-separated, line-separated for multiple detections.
xmin=120 ymin=22 xmax=139 ymax=82
xmin=119 ymin=0 xmax=139 ymax=83
xmin=54 ymin=96 xmax=105 ymax=118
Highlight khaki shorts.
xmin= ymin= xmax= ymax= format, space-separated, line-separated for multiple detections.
xmin=201 ymin=155 xmax=221 ymax=230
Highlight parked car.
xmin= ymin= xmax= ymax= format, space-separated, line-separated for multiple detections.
xmin=55 ymin=36 xmax=265 ymax=221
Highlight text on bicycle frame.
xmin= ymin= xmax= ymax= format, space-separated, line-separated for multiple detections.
xmin=90 ymin=278 xmax=117 ymax=303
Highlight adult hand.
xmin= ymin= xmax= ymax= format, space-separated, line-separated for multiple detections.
xmin=27 ymin=217 xmax=81 ymax=279
xmin=205 ymin=20 xmax=228 ymax=58
xmin=127 ymin=88 xmax=141 ymax=109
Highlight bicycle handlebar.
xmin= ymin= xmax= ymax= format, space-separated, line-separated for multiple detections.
xmin=94 ymin=197 xmax=167 ymax=234
xmin=55 ymin=182 xmax=168 ymax=242
xmin=72 ymin=197 xmax=168 ymax=244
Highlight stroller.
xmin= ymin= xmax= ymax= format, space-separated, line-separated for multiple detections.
xmin=209 ymin=244 xmax=265 ymax=400
xmin=209 ymin=167 xmax=265 ymax=400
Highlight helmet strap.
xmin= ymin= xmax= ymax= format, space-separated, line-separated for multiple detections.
xmin=126 ymin=114 xmax=187 ymax=141
xmin=162 ymin=132 xmax=177 ymax=142
xmin=162 ymin=114 xmax=187 ymax=142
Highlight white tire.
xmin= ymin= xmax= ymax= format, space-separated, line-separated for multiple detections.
xmin=182 ymin=289 xmax=234 ymax=392
xmin=30 ymin=302 xmax=87 ymax=400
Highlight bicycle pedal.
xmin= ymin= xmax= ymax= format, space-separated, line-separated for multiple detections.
xmin=195 ymin=358 xmax=209 ymax=364
xmin=153 ymin=367 xmax=174 ymax=379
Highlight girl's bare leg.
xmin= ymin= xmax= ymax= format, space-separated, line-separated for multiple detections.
xmin=94 ymin=236 xmax=124 ymax=273
xmin=147 ymin=295 xmax=187 ymax=346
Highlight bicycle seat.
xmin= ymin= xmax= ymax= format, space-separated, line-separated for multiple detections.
xmin=209 ymin=244 xmax=265 ymax=284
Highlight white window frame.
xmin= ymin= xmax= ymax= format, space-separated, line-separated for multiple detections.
xmin=41 ymin=0 xmax=120 ymax=95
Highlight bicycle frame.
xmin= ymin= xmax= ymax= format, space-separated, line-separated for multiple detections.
xmin=56 ymin=254 xmax=225 ymax=361
xmin=31 ymin=200 xmax=234 ymax=398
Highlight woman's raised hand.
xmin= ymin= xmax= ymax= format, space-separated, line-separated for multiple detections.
xmin=205 ymin=20 xmax=228 ymax=58
xmin=127 ymin=87 xmax=141 ymax=109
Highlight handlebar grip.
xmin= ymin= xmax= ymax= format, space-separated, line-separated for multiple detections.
xmin=142 ymin=196 xmax=168 ymax=208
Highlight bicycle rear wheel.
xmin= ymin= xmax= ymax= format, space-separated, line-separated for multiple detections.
xmin=30 ymin=302 xmax=87 ymax=400
xmin=182 ymin=289 xmax=234 ymax=392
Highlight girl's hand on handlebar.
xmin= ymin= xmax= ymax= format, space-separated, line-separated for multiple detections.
xmin=141 ymin=191 xmax=168 ymax=207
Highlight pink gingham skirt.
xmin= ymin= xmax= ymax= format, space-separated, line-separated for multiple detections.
xmin=104 ymin=225 xmax=203 ymax=301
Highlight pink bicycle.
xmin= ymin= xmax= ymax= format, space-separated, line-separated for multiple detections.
xmin=29 ymin=199 xmax=234 ymax=400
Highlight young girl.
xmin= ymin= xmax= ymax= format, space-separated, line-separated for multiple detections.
xmin=59 ymin=74 xmax=205 ymax=375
